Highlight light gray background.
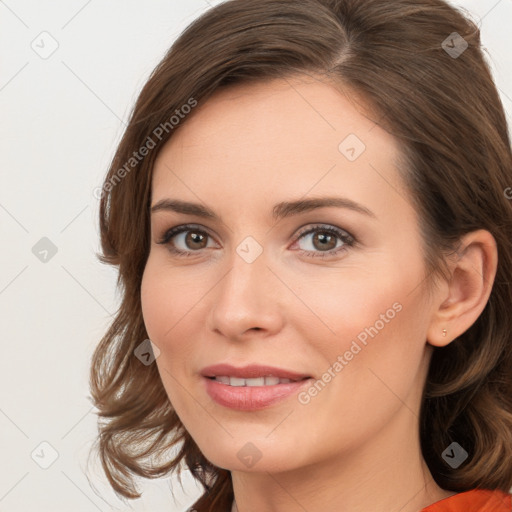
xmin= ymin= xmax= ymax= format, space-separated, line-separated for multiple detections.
xmin=1 ymin=1 xmax=511 ymax=511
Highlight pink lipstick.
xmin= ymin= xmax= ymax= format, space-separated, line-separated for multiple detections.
xmin=201 ymin=364 xmax=312 ymax=411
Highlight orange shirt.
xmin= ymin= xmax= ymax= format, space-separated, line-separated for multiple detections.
xmin=229 ymin=489 xmax=512 ymax=512
xmin=421 ymin=489 xmax=512 ymax=511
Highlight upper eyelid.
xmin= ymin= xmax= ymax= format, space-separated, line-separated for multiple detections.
xmin=295 ymin=223 xmax=352 ymax=237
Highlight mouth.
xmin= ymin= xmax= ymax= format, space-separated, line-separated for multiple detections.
xmin=200 ymin=364 xmax=312 ymax=410
xmin=205 ymin=375 xmax=309 ymax=386
xmin=200 ymin=363 xmax=311 ymax=383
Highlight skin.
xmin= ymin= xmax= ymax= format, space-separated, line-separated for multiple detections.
xmin=140 ymin=75 xmax=498 ymax=512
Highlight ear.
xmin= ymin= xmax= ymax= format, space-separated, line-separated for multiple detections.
xmin=427 ymin=229 xmax=498 ymax=348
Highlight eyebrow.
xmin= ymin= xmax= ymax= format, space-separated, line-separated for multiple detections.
xmin=150 ymin=196 xmax=376 ymax=221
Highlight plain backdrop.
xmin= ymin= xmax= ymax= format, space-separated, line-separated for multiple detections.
xmin=1 ymin=1 xmax=511 ymax=511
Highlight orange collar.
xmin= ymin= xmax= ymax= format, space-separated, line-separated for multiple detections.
xmin=421 ymin=489 xmax=512 ymax=512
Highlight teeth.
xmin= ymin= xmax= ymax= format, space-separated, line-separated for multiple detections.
xmin=245 ymin=377 xmax=265 ymax=386
xmin=229 ymin=377 xmax=246 ymax=387
xmin=212 ymin=376 xmax=298 ymax=386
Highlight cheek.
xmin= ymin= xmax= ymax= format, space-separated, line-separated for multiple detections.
xmin=140 ymin=262 xmax=167 ymax=342
xmin=140 ymin=257 xmax=207 ymax=365
xmin=140 ymin=260 xmax=197 ymax=412
xmin=297 ymin=253 xmax=429 ymax=386
xmin=292 ymin=275 xmax=430 ymax=455
xmin=141 ymin=258 xmax=189 ymax=340
xmin=291 ymin=263 xmax=403 ymax=347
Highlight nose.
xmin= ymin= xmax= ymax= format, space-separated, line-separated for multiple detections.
xmin=206 ymin=246 xmax=285 ymax=341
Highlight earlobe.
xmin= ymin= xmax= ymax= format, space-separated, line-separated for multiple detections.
xmin=426 ymin=229 xmax=498 ymax=348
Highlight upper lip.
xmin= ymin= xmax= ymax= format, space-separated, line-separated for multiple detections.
xmin=200 ymin=364 xmax=311 ymax=381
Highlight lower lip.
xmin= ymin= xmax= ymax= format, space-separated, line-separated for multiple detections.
xmin=204 ymin=377 xmax=312 ymax=411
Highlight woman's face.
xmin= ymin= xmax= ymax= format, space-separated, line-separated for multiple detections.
xmin=141 ymin=76 xmax=438 ymax=473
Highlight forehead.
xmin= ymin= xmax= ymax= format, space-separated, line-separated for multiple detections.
xmin=157 ymin=76 xmax=394 ymax=154
xmin=151 ymin=76 xmax=408 ymax=220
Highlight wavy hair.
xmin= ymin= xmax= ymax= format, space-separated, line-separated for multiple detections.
xmin=89 ymin=0 xmax=512 ymax=510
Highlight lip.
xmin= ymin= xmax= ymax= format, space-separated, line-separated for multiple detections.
xmin=200 ymin=363 xmax=310 ymax=381
xmin=200 ymin=364 xmax=312 ymax=411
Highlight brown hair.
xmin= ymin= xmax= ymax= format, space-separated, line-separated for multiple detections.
xmin=89 ymin=0 xmax=512 ymax=509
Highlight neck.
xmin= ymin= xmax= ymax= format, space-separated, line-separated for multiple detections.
xmin=230 ymin=404 xmax=454 ymax=512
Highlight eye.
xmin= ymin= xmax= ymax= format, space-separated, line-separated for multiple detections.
xmin=291 ymin=224 xmax=355 ymax=258
xmin=156 ymin=223 xmax=356 ymax=259
xmin=156 ymin=224 xmax=217 ymax=257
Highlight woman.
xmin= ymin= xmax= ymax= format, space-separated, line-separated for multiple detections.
xmin=89 ymin=0 xmax=512 ymax=511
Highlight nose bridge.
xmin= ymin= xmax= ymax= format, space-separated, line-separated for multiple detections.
xmin=208 ymin=236 xmax=283 ymax=336
xmin=221 ymin=232 xmax=268 ymax=293
xmin=219 ymin=238 xmax=269 ymax=310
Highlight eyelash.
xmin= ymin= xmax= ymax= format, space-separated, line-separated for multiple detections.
xmin=156 ymin=223 xmax=356 ymax=259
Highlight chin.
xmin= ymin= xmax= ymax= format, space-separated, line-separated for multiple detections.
xmin=192 ymin=435 xmax=305 ymax=474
